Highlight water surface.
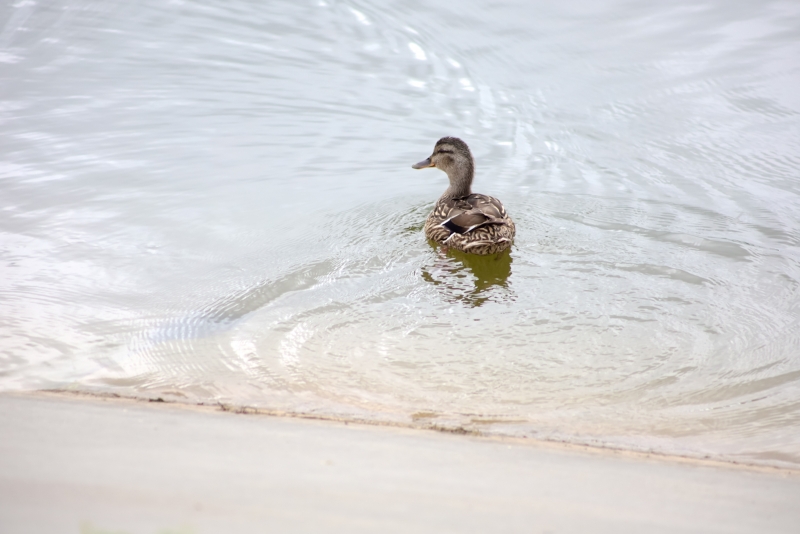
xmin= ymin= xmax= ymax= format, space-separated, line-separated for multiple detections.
xmin=2 ymin=0 xmax=800 ymax=466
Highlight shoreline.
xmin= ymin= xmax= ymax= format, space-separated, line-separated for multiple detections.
xmin=23 ymin=388 xmax=800 ymax=476
xmin=3 ymin=390 xmax=799 ymax=533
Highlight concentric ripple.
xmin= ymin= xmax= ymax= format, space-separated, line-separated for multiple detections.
xmin=1 ymin=0 xmax=799 ymax=467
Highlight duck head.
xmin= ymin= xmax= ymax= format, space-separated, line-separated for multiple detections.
xmin=412 ymin=136 xmax=474 ymax=199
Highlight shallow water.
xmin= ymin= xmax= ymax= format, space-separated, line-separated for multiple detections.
xmin=2 ymin=0 xmax=799 ymax=466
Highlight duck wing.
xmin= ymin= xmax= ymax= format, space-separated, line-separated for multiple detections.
xmin=440 ymin=194 xmax=509 ymax=235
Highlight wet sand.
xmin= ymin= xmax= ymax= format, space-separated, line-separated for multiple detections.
xmin=1 ymin=392 xmax=799 ymax=534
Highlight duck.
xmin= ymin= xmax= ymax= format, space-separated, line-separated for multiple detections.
xmin=412 ymin=137 xmax=515 ymax=255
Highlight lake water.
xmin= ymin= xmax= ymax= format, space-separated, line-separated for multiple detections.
xmin=2 ymin=0 xmax=799 ymax=467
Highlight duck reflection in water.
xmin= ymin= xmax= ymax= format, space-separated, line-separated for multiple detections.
xmin=420 ymin=243 xmax=514 ymax=307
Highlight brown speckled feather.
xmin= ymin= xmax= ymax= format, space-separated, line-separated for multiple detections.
xmin=425 ymin=194 xmax=515 ymax=255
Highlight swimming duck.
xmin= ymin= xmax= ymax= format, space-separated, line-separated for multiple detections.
xmin=412 ymin=137 xmax=515 ymax=255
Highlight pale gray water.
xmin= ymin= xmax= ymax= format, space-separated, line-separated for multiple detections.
xmin=1 ymin=0 xmax=799 ymax=466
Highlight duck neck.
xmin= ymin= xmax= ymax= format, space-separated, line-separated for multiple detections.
xmin=441 ymin=161 xmax=474 ymax=200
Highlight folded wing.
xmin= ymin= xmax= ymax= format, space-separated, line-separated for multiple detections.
xmin=440 ymin=194 xmax=508 ymax=234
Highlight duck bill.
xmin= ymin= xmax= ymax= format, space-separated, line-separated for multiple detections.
xmin=412 ymin=157 xmax=433 ymax=169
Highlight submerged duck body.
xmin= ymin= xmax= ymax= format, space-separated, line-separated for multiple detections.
xmin=413 ymin=137 xmax=515 ymax=255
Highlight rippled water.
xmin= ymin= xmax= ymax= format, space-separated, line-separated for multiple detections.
xmin=2 ymin=0 xmax=799 ymax=466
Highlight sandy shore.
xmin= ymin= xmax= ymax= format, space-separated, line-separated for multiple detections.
xmin=1 ymin=392 xmax=798 ymax=533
